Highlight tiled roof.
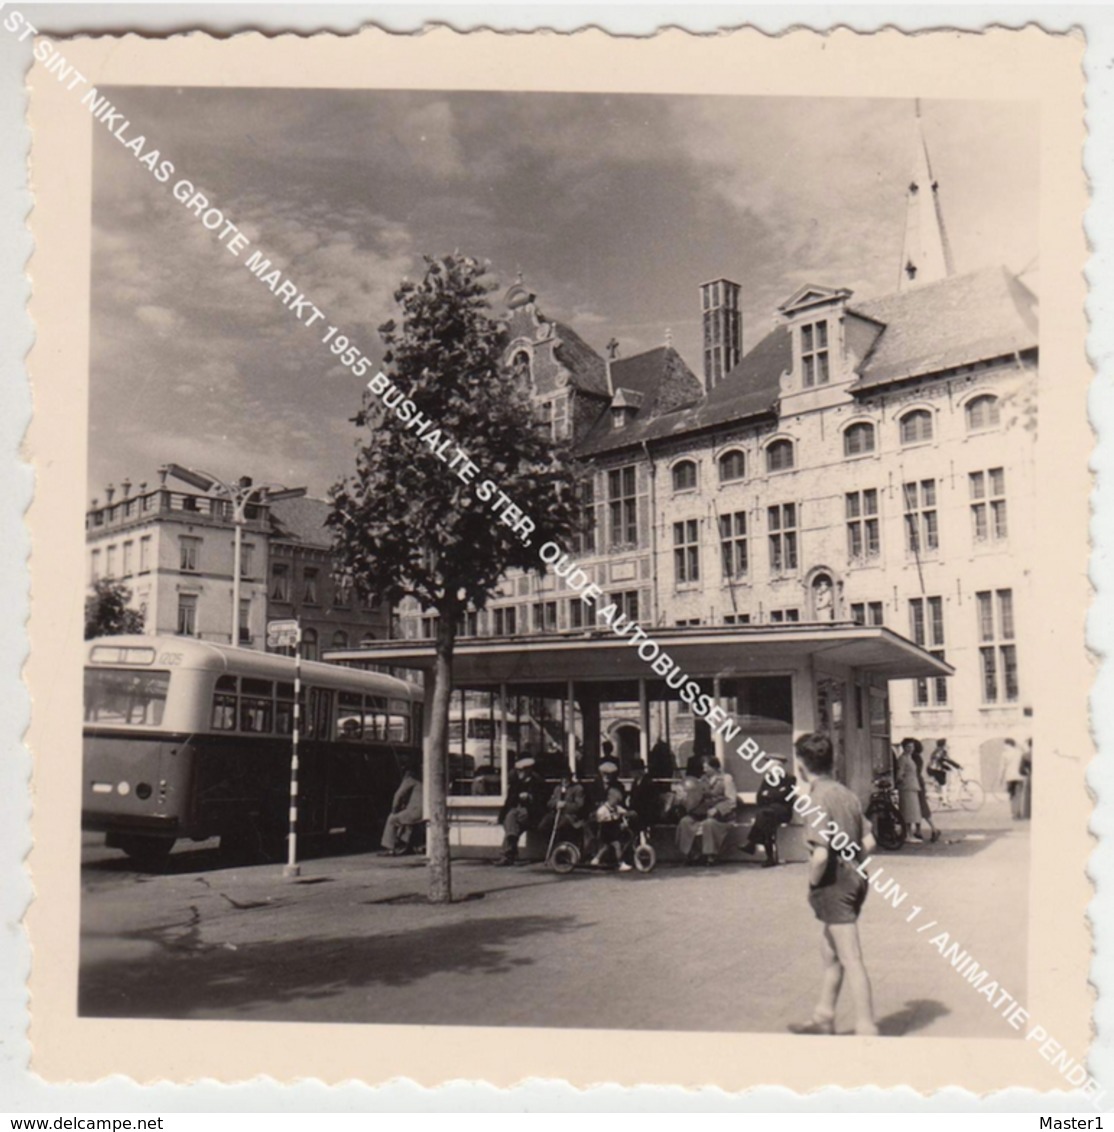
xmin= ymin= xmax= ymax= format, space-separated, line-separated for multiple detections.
xmin=851 ymin=266 xmax=1037 ymax=390
xmin=570 ymin=265 xmax=1036 ymax=456
xmin=269 ymin=496 xmax=333 ymax=548
xmin=575 ymin=346 xmax=707 ymax=456
xmin=551 ymin=321 xmax=611 ymax=397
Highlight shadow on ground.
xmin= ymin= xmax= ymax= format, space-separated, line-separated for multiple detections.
xmin=79 ymin=912 xmax=584 ymax=1020
xmin=877 ymin=998 xmax=951 ymax=1036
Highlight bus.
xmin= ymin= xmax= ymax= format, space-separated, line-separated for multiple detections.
xmin=447 ymin=706 xmax=567 ymax=795
xmin=82 ymin=635 xmax=423 ymax=865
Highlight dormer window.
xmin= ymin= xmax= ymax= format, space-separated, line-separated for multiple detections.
xmin=801 ymin=320 xmax=830 ymax=387
xmin=609 ymin=387 xmax=643 ymax=431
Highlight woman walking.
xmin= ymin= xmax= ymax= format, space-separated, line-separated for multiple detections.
xmin=910 ymin=743 xmax=940 ymax=843
xmin=895 ymin=738 xmax=926 ymax=843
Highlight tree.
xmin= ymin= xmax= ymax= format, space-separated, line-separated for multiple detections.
xmin=329 ymin=254 xmax=581 ymax=903
xmin=85 ymin=579 xmax=145 ymax=639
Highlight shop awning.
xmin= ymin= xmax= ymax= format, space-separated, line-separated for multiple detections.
xmin=325 ymin=622 xmax=953 ymax=685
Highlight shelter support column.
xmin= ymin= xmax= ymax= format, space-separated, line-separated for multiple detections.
xmin=713 ymin=676 xmax=725 ymax=763
xmin=638 ymin=678 xmax=650 ymax=765
xmin=499 ymin=682 xmax=509 ymax=796
xmin=566 ymin=680 xmax=577 ymax=774
xmin=578 ymin=690 xmax=601 ymax=776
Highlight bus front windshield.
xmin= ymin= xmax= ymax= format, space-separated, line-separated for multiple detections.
xmin=84 ymin=668 xmax=171 ymax=727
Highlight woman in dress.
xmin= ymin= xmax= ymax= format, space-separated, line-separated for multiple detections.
xmin=895 ymin=738 xmax=926 ymax=843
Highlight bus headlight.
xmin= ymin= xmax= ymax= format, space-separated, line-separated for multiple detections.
xmin=136 ymin=782 xmax=152 ymax=800
xmin=116 ymin=781 xmax=130 ymax=796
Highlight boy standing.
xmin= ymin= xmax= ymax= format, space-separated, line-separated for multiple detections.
xmin=788 ymin=732 xmax=879 ymax=1037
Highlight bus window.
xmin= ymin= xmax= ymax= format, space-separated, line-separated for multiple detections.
xmin=336 ymin=692 xmax=364 ymax=740
xmin=370 ymin=695 xmax=391 ymax=741
xmin=85 ymin=668 xmax=171 ymax=727
xmin=240 ymin=677 xmax=274 ymax=733
xmin=275 ymin=681 xmax=296 ymax=735
xmin=308 ymin=687 xmax=332 ymax=739
xmin=388 ymin=698 xmax=411 ymax=743
xmin=211 ymin=674 xmax=237 ymax=731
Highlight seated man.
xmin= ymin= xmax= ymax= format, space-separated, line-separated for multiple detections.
xmin=741 ymin=751 xmax=795 ymax=867
xmin=495 ymin=756 xmax=547 ymax=866
xmin=379 ymin=760 xmax=424 ymax=856
xmin=696 ymin=755 xmax=738 ymax=864
xmin=627 ymin=757 xmax=660 ymax=834
xmin=538 ymin=772 xmax=587 ymax=845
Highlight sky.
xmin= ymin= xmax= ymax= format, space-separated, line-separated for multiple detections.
xmin=88 ymin=89 xmax=1038 ymax=501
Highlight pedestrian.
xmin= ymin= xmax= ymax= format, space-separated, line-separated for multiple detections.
xmin=379 ymin=759 xmax=424 ymax=856
xmin=1000 ymin=737 xmax=1026 ymax=820
xmin=788 ymin=731 xmax=878 ymax=1037
xmin=696 ymin=755 xmax=738 ymax=864
xmin=910 ymin=745 xmax=940 ymax=843
xmin=895 ymin=738 xmax=925 ymax=842
xmin=495 ymin=756 xmax=547 ymax=866
xmin=740 ymin=751 xmax=796 ymax=867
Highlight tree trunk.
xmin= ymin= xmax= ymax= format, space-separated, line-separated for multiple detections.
xmin=426 ymin=614 xmax=456 ymax=903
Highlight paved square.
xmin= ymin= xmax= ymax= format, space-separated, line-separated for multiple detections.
xmin=80 ymin=797 xmax=1028 ymax=1037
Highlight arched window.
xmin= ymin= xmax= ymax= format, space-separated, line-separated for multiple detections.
xmin=766 ymin=438 xmax=795 ymax=473
xmin=843 ymin=421 xmax=876 ymax=457
xmin=899 ymin=409 xmax=933 ymax=446
xmin=718 ymin=449 xmax=746 ymax=483
xmin=965 ymin=394 xmax=1001 ymax=432
xmin=332 ymin=630 xmax=349 ymax=648
xmin=672 ymin=460 xmax=697 ymax=492
xmin=302 ymin=628 xmax=318 ymax=662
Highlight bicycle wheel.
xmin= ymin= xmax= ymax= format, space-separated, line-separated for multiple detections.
xmin=873 ymin=808 xmax=906 ymax=851
xmin=960 ymin=778 xmax=986 ymax=812
xmin=550 ymin=842 xmax=580 ymax=875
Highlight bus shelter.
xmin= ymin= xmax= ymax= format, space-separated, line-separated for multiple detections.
xmin=326 ymin=622 xmax=951 ymax=860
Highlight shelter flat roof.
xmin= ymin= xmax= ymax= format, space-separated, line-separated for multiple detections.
xmin=325 ymin=623 xmax=952 ymax=685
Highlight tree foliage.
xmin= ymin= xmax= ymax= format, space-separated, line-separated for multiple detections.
xmin=329 ymin=254 xmax=582 ymax=623
xmin=328 ymin=253 xmax=582 ymax=903
xmin=85 ymin=579 xmax=145 ymax=639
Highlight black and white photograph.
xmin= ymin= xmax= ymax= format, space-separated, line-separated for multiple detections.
xmin=20 ymin=24 xmax=1094 ymax=1098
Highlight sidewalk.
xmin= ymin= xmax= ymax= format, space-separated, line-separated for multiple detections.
xmin=79 ymin=796 xmax=1029 ymax=1036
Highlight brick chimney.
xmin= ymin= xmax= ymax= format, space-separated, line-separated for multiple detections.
xmin=700 ymin=278 xmax=742 ymax=391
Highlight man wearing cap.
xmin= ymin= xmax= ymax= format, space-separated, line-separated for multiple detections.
xmin=587 ymin=758 xmax=625 ymax=809
xmin=495 ymin=756 xmax=548 ymax=866
xmin=740 ymin=752 xmax=796 ymax=867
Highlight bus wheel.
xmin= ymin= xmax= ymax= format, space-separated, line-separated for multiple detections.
xmin=115 ymin=835 xmax=175 ymax=868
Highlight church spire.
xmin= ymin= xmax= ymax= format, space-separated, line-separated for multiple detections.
xmin=898 ymin=100 xmax=955 ymax=291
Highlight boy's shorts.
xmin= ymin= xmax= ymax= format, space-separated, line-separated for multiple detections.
xmin=808 ymin=872 xmax=868 ymax=925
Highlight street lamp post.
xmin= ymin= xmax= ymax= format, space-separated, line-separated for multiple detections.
xmin=162 ymin=464 xmax=305 ymax=647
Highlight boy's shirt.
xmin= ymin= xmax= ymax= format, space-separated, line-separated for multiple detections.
xmin=803 ymin=776 xmax=867 ymax=881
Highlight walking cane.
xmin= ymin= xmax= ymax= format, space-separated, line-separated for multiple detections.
xmin=545 ymin=785 xmax=566 ymax=863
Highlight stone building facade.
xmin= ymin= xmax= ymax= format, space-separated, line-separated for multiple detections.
xmin=85 ymin=473 xmax=388 ymax=653
xmin=394 ymin=136 xmax=1038 ymax=780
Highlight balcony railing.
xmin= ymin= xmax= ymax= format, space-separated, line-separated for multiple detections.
xmin=86 ymin=488 xmax=269 ymax=533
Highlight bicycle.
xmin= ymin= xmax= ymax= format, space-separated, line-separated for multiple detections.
xmin=927 ymin=771 xmax=985 ymax=813
xmin=865 ymin=775 xmax=907 ymax=850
